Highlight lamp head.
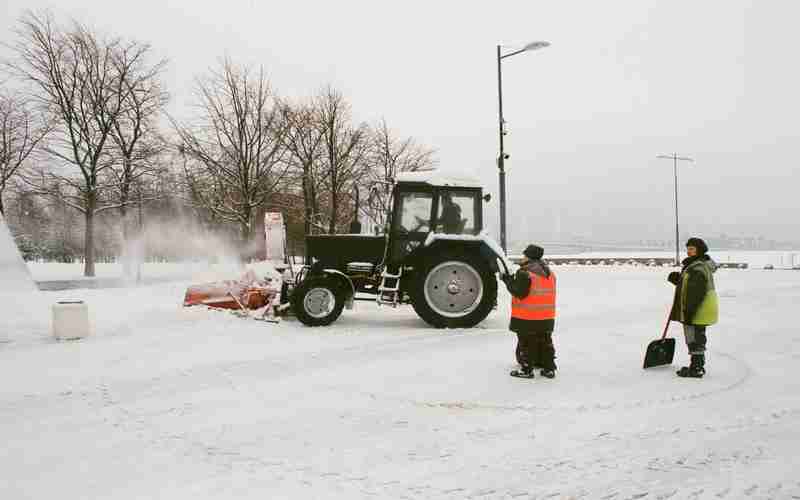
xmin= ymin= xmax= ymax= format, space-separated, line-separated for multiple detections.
xmin=524 ymin=41 xmax=550 ymax=51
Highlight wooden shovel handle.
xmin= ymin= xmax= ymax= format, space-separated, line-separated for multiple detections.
xmin=661 ymin=298 xmax=675 ymax=340
xmin=660 ymin=315 xmax=671 ymax=340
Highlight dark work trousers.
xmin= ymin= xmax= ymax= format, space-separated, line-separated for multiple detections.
xmin=683 ymin=324 xmax=708 ymax=355
xmin=515 ymin=331 xmax=556 ymax=371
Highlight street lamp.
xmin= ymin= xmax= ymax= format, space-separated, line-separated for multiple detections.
xmin=657 ymin=153 xmax=694 ymax=266
xmin=497 ymin=40 xmax=550 ymax=254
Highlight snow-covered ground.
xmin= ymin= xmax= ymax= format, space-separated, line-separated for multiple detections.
xmin=2 ymin=263 xmax=799 ymax=499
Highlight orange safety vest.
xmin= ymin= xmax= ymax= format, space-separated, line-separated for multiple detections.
xmin=511 ymin=271 xmax=556 ymax=320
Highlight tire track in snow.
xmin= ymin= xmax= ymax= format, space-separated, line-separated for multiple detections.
xmin=365 ymin=347 xmax=753 ymax=415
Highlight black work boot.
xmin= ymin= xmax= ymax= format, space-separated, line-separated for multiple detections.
xmin=676 ymin=355 xmax=705 ymax=378
xmin=510 ymin=365 xmax=535 ymax=378
xmin=539 ymin=368 xmax=556 ymax=379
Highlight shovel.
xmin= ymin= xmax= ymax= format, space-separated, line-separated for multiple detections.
xmin=643 ymin=310 xmax=676 ymax=369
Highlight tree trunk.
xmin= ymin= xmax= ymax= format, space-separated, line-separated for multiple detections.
xmin=120 ymin=205 xmax=133 ymax=277
xmin=119 ymin=163 xmax=133 ymax=277
xmin=329 ymin=193 xmax=338 ymax=235
xmin=0 ymin=192 xmax=5 ymax=216
xmin=301 ymin=174 xmax=311 ymax=236
xmin=310 ymin=183 xmax=319 ymax=234
xmin=240 ymin=207 xmax=252 ymax=261
xmin=84 ymin=199 xmax=96 ymax=277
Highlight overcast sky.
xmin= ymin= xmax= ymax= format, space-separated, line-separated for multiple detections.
xmin=2 ymin=0 xmax=797 ymax=247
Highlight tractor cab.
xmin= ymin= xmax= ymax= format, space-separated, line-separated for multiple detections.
xmin=389 ymin=171 xmax=484 ymax=264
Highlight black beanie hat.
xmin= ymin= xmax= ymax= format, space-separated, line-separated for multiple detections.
xmin=686 ymin=237 xmax=708 ymax=255
xmin=523 ymin=244 xmax=544 ymax=260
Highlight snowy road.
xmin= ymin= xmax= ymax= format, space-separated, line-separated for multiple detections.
xmin=2 ymin=267 xmax=799 ymax=499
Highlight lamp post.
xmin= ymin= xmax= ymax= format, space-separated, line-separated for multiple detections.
xmin=497 ymin=40 xmax=550 ymax=254
xmin=657 ymin=153 xmax=694 ymax=266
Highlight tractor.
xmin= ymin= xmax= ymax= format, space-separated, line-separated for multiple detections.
xmin=285 ymin=170 xmax=513 ymax=328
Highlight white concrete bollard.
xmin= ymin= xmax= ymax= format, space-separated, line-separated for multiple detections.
xmin=52 ymin=300 xmax=90 ymax=340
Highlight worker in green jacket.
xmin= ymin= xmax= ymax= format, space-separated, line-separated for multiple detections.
xmin=667 ymin=237 xmax=719 ymax=378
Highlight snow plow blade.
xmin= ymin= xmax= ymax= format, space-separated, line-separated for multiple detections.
xmin=643 ymin=338 xmax=675 ymax=368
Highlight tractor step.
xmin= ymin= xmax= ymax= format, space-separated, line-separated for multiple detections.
xmin=377 ymin=266 xmax=403 ymax=307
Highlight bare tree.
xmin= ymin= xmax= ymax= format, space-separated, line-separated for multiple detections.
xmin=106 ymin=44 xmax=168 ymax=274
xmin=281 ymin=102 xmax=326 ymax=235
xmin=364 ymin=118 xmax=437 ymax=229
xmin=8 ymin=11 xmax=140 ymax=276
xmin=315 ymin=86 xmax=369 ymax=234
xmin=175 ymin=58 xmax=290 ymax=245
xmin=0 ymin=91 xmax=50 ymax=215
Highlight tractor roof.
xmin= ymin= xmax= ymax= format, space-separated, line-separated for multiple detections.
xmin=395 ymin=170 xmax=483 ymax=189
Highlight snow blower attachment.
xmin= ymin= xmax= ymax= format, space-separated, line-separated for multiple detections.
xmin=183 ymin=267 xmax=281 ymax=322
xmin=643 ymin=311 xmax=676 ymax=369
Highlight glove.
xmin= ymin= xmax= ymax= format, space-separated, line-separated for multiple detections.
xmin=667 ymin=271 xmax=680 ymax=285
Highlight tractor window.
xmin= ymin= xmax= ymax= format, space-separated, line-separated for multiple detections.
xmin=398 ymin=192 xmax=433 ymax=233
xmin=436 ymin=192 xmax=476 ymax=235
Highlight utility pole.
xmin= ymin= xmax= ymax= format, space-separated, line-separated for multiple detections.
xmin=656 ymin=153 xmax=694 ymax=266
xmin=496 ymin=45 xmax=508 ymax=254
xmin=496 ymin=41 xmax=550 ymax=254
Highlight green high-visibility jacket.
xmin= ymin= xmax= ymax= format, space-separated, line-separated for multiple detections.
xmin=671 ymin=256 xmax=719 ymax=326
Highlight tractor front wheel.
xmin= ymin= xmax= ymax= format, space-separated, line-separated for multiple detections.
xmin=411 ymin=251 xmax=497 ymax=328
xmin=291 ymin=276 xmax=345 ymax=326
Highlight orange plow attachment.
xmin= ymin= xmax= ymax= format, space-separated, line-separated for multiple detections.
xmin=183 ymin=267 xmax=280 ymax=315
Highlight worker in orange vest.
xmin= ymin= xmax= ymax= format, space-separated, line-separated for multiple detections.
xmin=503 ymin=244 xmax=557 ymax=379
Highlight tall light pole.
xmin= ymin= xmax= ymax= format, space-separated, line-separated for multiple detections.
xmin=657 ymin=153 xmax=694 ymax=266
xmin=497 ymin=40 xmax=550 ymax=254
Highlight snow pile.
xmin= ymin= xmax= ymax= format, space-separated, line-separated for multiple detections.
xmin=0 ymin=213 xmax=36 ymax=294
xmin=0 ymin=214 xmax=44 ymax=343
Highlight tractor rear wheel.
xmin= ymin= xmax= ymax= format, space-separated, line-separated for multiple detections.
xmin=411 ymin=251 xmax=497 ymax=328
xmin=291 ymin=276 xmax=345 ymax=326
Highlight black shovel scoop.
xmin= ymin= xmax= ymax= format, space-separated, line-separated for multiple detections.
xmin=643 ymin=312 xmax=676 ymax=369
